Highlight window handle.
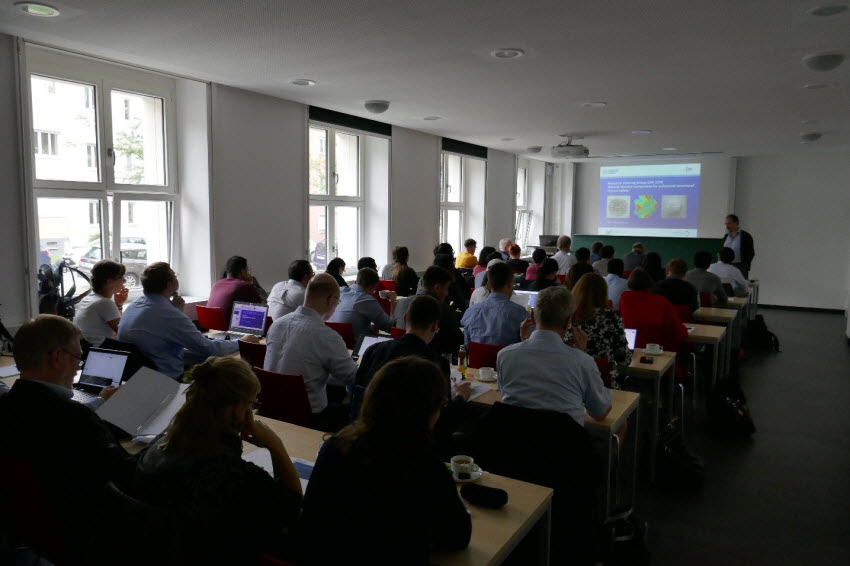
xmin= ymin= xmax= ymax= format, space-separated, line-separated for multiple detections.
xmin=107 ymin=147 xmax=116 ymax=166
xmin=333 ymin=172 xmax=339 ymax=185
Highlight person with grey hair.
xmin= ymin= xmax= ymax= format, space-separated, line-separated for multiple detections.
xmin=496 ymin=286 xmax=611 ymax=426
xmin=498 ymin=237 xmax=513 ymax=261
xmin=551 ymin=235 xmax=576 ymax=275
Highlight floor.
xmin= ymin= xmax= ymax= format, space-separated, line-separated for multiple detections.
xmin=638 ymin=309 xmax=850 ymax=565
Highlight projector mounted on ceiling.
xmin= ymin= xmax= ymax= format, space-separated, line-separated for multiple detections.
xmin=551 ymin=136 xmax=589 ymax=158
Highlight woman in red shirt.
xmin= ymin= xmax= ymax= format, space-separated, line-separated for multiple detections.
xmin=619 ymin=268 xmax=688 ymax=343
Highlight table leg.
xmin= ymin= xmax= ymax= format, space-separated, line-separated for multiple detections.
xmin=710 ymin=341 xmax=719 ymax=396
xmin=649 ymin=376 xmax=660 ymax=482
xmin=538 ymin=503 xmax=551 ymax=566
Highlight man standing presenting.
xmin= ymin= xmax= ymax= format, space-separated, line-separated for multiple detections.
xmin=722 ymin=214 xmax=755 ymax=278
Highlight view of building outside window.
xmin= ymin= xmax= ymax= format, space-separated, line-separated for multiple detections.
xmin=118 ymin=200 xmax=172 ymax=296
xmin=110 ymin=90 xmax=167 ymax=185
xmin=309 ymin=127 xmax=328 ymax=195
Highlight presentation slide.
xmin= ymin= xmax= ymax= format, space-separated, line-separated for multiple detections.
xmin=598 ymin=163 xmax=701 ymax=237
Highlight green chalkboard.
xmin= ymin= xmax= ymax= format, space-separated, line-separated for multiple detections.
xmin=572 ymin=235 xmax=723 ymax=269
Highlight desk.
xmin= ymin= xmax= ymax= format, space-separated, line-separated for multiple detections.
xmin=685 ymin=323 xmax=726 ymax=393
xmin=692 ymin=307 xmax=738 ymax=376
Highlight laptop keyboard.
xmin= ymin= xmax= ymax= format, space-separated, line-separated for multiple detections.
xmin=72 ymin=388 xmax=100 ymax=405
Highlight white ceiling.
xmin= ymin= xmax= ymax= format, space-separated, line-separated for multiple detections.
xmin=1 ymin=0 xmax=848 ymax=159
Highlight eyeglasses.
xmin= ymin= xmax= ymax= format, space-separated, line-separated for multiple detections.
xmin=62 ymin=349 xmax=85 ymax=369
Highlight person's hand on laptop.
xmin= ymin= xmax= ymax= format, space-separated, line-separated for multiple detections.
xmin=99 ymin=385 xmax=119 ymax=401
xmin=240 ymin=335 xmax=260 ymax=344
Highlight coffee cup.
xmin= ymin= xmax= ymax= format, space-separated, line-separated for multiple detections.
xmin=379 ymin=290 xmax=391 ymax=299
xmin=450 ymin=455 xmax=480 ymax=479
xmin=644 ymin=343 xmax=663 ymax=355
xmin=478 ymin=367 xmax=496 ymax=380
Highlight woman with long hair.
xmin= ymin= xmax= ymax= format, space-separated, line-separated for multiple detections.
xmin=473 ymin=246 xmax=496 ymax=277
xmin=325 ymin=257 xmax=348 ymax=288
xmin=567 ymin=273 xmax=632 ymax=373
xmin=134 ymin=357 xmax=302 ymax=563
xmin=642 ymin=251 xmax=666 ymax=282
xmin=391 ymin=246 xmax=419 ymax=296
xmin=300 ymin=356 xmax=471 ymax=565
xmin=565 ymin=262 xmax=594 ymax=290
xmin=531 ymin=258 xmax=561 ymax=291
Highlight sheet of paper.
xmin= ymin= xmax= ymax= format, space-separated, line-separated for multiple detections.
xmin=0 ymin=364 xmax=20 ymax=378
xmin=686 ymin=326 xmax=695 ymax=333
xmin=243 ymin=448 xmax=274 ymax=475
xmin=467 ymin=382 xmax=494 ymax=402
xmin=96 ymin=367 xmax=180 ymax=436
xmin=137 ymin=383 xmax=190 ymax=437
xmin=292 ymin=457 xmax=315 ymax=492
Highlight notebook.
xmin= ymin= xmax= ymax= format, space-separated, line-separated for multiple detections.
xmin=351 ymin=334 xmax=394 ymax=360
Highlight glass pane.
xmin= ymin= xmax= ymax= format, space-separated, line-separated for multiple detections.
xmin=446 ymin=209 xmax=462 ymax=255
xmin=309 ymin=127 xmax=329 ymax=195
xmin=516 ymin=167 xmax=527 ymax=206
xmin=334 ymin=206 xmax=359 ymax=272
xmin=309 ymin=205 xmax=328 ymax=272
xmin=111 ymin=90 xmax=166 ymax=185
xmin=119 ymin=201 xmax=171 ymax=298
xmin=36 ymin=197 xmax=103 ymax=299
xmin=31 ymin=75 xmax=99 ymax=182
xmin=334 ymin=132 xmax=359 ymax=197
xmin=445 ymin=154 xmax=462 ymax=203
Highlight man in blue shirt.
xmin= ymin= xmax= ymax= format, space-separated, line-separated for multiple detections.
xmin=327 ymin=267 xmax=397 ymax=338
xmin=460 ymin=262 xmax=528 ymax=346
xmin=497 ymin=286 xmax=611 ymax=427
xmin=118 ymin=262 xmax=256 ymax=379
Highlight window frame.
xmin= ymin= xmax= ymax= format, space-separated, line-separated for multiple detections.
xmin=515 ymin=165 xmax=531 ymax=250
xmin=439 ymin=151 xmax=467 ymax=252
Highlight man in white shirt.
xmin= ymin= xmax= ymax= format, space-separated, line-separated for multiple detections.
xmin=551 ymin=235 xmax=576 ymax=275
xmin=592 ymin=245 xmax=615 ymax=276
xmin=604 ymin=258 xmax=628 ymax=311
xmin=264 ymin=273 xmax=357 ymax=432
xmin=707 ymin=247 xmax=749 ymax=297
xmin=267 ymin=260 xmax=314 ymax=320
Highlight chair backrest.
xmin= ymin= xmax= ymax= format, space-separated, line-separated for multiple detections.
xmin=379 ymin=279 xmax=397 ymax=292
xmin=196 ymin=305 xmax=228 ymax=331
xmin=672 ymin=304 xmax=692 ymax=323
xmin=325 ymin=321 xmax=356 ymax=349
xmin=100 ymin=337 xmax=158 ymax=381
xmin=238 ymin=340 xmax=267 ymax=368
xmin=593 ymin=357 xmax=613 ymax=389
xmin=390 ymin=327 xmax=405 ymax=338
xmin=699 ymin=291 xmax=712 ymax=307
xmin=252 ymin=367 xmax=314 ymax=428
xmin=468 ymin=341 xmax=507 ymax=369
xmin=556 ymin=274 xmax=566 ymax=284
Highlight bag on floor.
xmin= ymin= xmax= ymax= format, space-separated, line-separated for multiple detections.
xmin=744 ymin=314 xmax=780 ymax=352
xmin=656 ymin=420 xmax=703 ymax=491
xmin=708 ymin=379 xmax=756 ymax=438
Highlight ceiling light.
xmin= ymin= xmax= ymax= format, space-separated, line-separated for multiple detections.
xmin=423 ymin=116 xmax=441 ymax=121
xmin=526 ymin=146 xmax=542 ymax=154
xmin=581 ymin=102 xmax=608 ymax=109
xmin=364 ymin=100 xmax=390 ymax=114
xmin=500 ymin=137 xmax=515 ymax=141
xmin=800 ymin=132 xmax=822 ymax=142
xmin=632 ymin=130 xmax=652 ymax=135
xmin=807 ymin=4 xmax=849 ymax=17
xmin=662 ymin=147 xmax=678 ymax=151
xmin=803 ymin=81 xmax=838 ymax=89
xmin=290 ymin=79 xmax=316 ymax=86
xmin=802 ymin=52 xmax=846 ymax=71
xmin=15 ymin=2 xmax=60 ymax=17
xmin=490 ymin=48 xmax=524 ymax=59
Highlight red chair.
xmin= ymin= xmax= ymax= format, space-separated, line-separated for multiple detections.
xmin=252 ymin=367 xmax=314 ymax=428
xmin=556 ymin=274 xmax=567 ymax=284
xmin=377 ymin=297 xmax=392 ymax=315
xmin=594 ymin=357 xmax=613 ymax=389
xmin=468 ymin=341 xmax=507 ymax=369
xmin=326 ymin=321 xmax=356 ymax=349
xmin=379 ymin=279 xmax=397 ymax=292
xmin=672 ymin=304 xmax=692 ymax=323
xmin=196 ymin=305 xmax=228 ymax=331
xmin=623 ymin=270 xmax=633 ymax=278
xmin=390 ymin=327 xmax=405 ymax=338
xmin=699 ymin=291 xmax=712 ymax=307
xmin=238 ymin=340 xmax=267 ymax=368
xmin=263 ymin=316 xmax=273 ymax=337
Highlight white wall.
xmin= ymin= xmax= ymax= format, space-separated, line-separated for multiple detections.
xmin=464 ymin=156 xmax=487 ymax=247
xmin=484 ymin=149 xmax=516 ymax=249
xmin=0 ymin=34 xmax=29 ymax=330
xmin=547 ymin=162 xmax=575 ymax=236
xmin=210 ymin=84 xmax=306 ymax=290
xmin=735 ymin=153 xmax=850 ymax=309
xmin=389 ymin=126 xmax=440 ymax=272
xmin=526 ymin=159 xmax=546 ymax=243
xmin=363 ymin=135 xmax=390 ymax=264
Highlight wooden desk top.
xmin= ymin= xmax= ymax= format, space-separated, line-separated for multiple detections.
xmin=724 ymin=297 xmax=747 ymax=309
xmin=256 ymin=417 xmax=554 ymax=566
xmin=685 ymin=323 xmax=726 ymax=344
xmin=692 ymin=307 xmax=738 ymax=324
xmin=0 ymin=355 xmax=16 ymax=369
xmin=626 ymin=348 xmax=676 ymax=378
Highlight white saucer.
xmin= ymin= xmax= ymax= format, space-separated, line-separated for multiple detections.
xmin=643 ymin=349 xmax=663 ymax=356
xmin=453 ymin=470 xmax=485 ymax=483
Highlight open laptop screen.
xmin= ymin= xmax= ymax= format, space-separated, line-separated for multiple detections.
xmin=230 ymin=302 xmax=269 ymax=336
xmin=79 ymin=348 xmax=129 ymax=388
xmin=624 ymin=328 xmax=637 ymax=350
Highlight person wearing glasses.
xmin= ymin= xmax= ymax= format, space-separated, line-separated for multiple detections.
xmin=134 ymin=356 xmax=302 ymax=564
xmin=118 ymin=262 xmax=258 ymax=380
xmin=207 ymin=255 xmax=263 ymax=320
xmin=0 ymin=315 xmax=136 ymax=564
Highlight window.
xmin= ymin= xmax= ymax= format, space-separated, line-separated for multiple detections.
xmin=127 ymin=202 xmax=135 ymax=224
xmin=116 ymin=197 xmax=173 ymax=295
xmin=47 ymin=80 xmax=55 ymax=94
xmin=84 ymin=86 xmax=93 ymax=109
xmin=515 ymin=166 xmax=531 ymax=250
xmin=111 ymin=90 xmax=167 ymax=186
xmin=440 ymin=153 xmax=465 ymax=253
xmin=33 ymin=131 xmax=58 ymax=156
xmin=86 ymin=144 xmax=97 ymax=168
xmin=308 ymin=125 xmax=363 ymax=275
xmin=123 ymin=98 xmax=130 ymax=120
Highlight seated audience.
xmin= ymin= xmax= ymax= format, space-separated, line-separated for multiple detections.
xmin=206 ymin=255 xmax=262 ymax=320
xmin=498 ymin=237 xmax=513 ymax=261
xmin=573 ymin=247 xmax=591 ymax=265
xmin=604 ymin=258 xmax=628 ymax=310
xmin=685 ymin=251 xmax=727 ymax=306
xmin=641 ymin=251 xmax=666 ymax=282
xmin=265 ymin=273 xmax=357 ymax=430
xmin=380 ymin=246 xmax=401 ymax=280
xmin=707 ymin=247 xmax=750 ymax=296
xmin=461 ymin=262 xmax=529 ymax=346
xmin=652 ymin=258 xmax=699 ymax=312
xmin=134 ymin=357 xmax=302 ymax=564
xmin=552 ymin=235 xmax=576 ymax=274
xmin=532 ymin=258 xmax=561 ymax=291
xmin=506 ymin=243 xmax=529 ymax=273
xmin=524 ymin=248 xmax=547 ymax=282
xmin=390 ymin=246 xmax=419 ymax=297
xmin=433 ymin=253 xmax=470 ymax=313
xmin=455 ymin=238 xmax=478 ymax=268
xmin=268 ymin=260 xmax=314 ymax=320
xmin=622 ymin=242 xmax=645 ymax=272
xmin=327 ymin=268 xmax=397 ymax=337
xmin=473 ymin=246 xmax=496 ymax=277
xmin=416 ymin=266 xmax=464 ymax=356
xmin=118 ymin=263 xmax=251 ymax=379
xmin=469 ymin=272 xmax=490 ymax=306
xmin=357 ymin=256 xmax=387 ymax=293
xmin=300 ymin=356 xmax=471 ymax=565
xmin=325 ymin=257 xmax=348 ymax=288
xmin=74 ymin=259 xmax=128 ymax=347
xmin=565 ymin=262 xmax=594 ymax=290
xmin=589 ymin=241 xmax=604 ymax=263
xmin=497 ymin=286 xmax=612 ymax=426
xmin=475 ymin=252 xmax=503 ymax=288
xmin=567 ymin=273 xmax=633 ymax=372
xmin=619 ymin=269 xmax=688 ymax=342
xmin=0 ymin=315 xmax=136 ymax=564
xmin=592 ymin=245 xmax=615 ymax=275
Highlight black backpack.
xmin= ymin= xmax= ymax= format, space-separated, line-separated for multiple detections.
xmin=708 ymin=378 xmax=757 ymax=438
xmin=656 ymin=419 xmax=704 ymax=491
xmin=744 ymin=314 xmax=780 ymax=352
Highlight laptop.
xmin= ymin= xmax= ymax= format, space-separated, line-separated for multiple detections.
xmin=538 ymin=235 xmax=558 ymax=247
xmin=624 ymin=328 xmax=637 ymax=351
xmin=351 ymin=334 xmax=393 ymax=361
xmin=72 ymin=348 xmax=130 ymax=403
xmin=209 ymin=302 xmax=269 ymax=339
xmin=511 ymin=290 xmax=539 ymax=309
